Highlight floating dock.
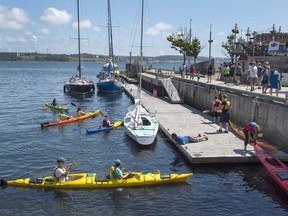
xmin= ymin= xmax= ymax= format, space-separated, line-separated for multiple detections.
xmin=123 ymin=83 xmax=288 ymax=164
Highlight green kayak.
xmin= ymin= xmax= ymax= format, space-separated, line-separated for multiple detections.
xmin=44 ymin=102 xmax=69 ymax=112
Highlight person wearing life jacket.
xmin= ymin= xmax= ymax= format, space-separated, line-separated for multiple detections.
xmin=113 ymin=159 xmax=133 ymax=180
xmin=243 ymin=122 xmax=260 ymax=151
xmin=51 ymin=99 xmax=59 ymax=106
xmin=102 ymin=115 xmax=113 ymax=127
xmin=77 ymin=107 xmax=86 ymax=117
xmin=59 ymin=110 xmax=72 ymax=121
xmin=218 ymin=94 xmax=231 ymax=133
xmin=212 ymin=95 xmax=222 ymax=123
xmin=54 ymin=157 xmax=74 ymax=182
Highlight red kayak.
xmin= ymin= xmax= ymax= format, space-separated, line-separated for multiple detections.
xmin=254 ymin=143 xmax=288 ymax=194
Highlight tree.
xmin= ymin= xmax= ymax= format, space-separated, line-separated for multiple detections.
xmin=189 ymin=38 xmax=201 ymax=65
xmin=222 ymin=34 xmax=235 ymax=62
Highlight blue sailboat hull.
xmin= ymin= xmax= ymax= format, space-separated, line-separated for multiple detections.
xmin=96 ymin=80 xmax=123 ymax=93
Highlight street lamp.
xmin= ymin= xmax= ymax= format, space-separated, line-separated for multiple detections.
xmin=208 ymin=24 xmax=213 ymax=65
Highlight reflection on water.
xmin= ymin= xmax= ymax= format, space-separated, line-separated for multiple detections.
xmin=0 ymin=62 xmax=287 ymax=216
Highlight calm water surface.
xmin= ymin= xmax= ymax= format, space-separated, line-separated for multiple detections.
xmin=0 ymin=62 xmax=287 ymax=216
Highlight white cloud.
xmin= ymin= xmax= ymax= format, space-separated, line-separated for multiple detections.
xmin=39 ymin=27 xmax=50 ymax=35
xmin=0 ymin=5 xmax=29 ymax=29
xmin=72 ymin=19 xmax=92 ymax=30
xmin=145 ymin=22 xmax=173 ymax=36
xmin=217 ymin=32 xmax=225 ymax=36
xmin=6 ymin=32 xmax=37 ymax=43
xmin=93 ymin=26 xmax=101 ymax=32
xmin=41 ymin=7 xmax=72 ymax=25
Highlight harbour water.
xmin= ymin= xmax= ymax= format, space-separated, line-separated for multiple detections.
xmin=0 ymin=62 xmax=287 ymax=215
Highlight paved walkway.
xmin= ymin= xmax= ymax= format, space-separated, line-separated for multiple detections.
xmin=124 ymin=83 xmax=288 ymax=164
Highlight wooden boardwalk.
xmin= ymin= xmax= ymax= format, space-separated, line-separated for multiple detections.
xmin=123 ymin=83 xmax=288 ymax=164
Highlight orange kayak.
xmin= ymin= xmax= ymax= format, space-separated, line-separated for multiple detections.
xmin=41 ymin=110 xmax=103 ymax=128
xmin=229 ymin=121 xmax=278 ymax=153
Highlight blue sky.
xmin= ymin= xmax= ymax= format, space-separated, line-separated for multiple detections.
xmin=1 ymin=0 xmax=288 ymax=57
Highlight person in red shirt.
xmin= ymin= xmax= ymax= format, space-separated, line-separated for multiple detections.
xmin=190 ymin=65 xmax=196 ymax=80
xmin=102 ymin=115 xmax=113 ymax=127
xmin=243 ymin=122 xmax=260 ymax=151
xmin=212 ymin=96 xmax=222 ymax=123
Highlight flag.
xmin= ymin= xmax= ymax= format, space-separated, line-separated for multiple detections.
xmin=268 ymin=41 xmax=280 ymax=51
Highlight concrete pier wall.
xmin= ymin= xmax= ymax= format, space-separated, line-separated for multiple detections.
xmin=171 ymin=78 xmax=288 ymax=151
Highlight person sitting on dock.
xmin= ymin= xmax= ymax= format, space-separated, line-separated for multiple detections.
xmin=54 ymin=157 xmax=75 ymax=182
xmin=59 ymin=110 xmax=72 ymax=121
xmin=51 ymin=99 xmax=59 ymax=106
xmin=172 ymin=133 xmax=208 ymax=144
xmin=113 ymin=159 xmax=133 ymax=180
xmin=242 ymin=122 xmax=261 ymax=151
xmin=77 ymin=107 xmax=86 ymax=117
xmin=102 ymin=115 xmax=113 ymax=127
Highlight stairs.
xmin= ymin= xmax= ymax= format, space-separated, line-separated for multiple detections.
xmin=160 ymin=78 xmax=183 ymax=103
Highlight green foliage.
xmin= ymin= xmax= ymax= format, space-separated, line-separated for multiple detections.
xmin=222 ymin=34 xmax=235 ymax=60
xmin=166 ymin=28 xmax=201 ymax=65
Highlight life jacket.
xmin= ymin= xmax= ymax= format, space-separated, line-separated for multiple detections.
xmin=110 ymin=166 xmax=115 ymax=179
xmin=244 ymin=122 xmax=256 ymax=132
xmin=102 ymin=119 xmax=110 ymax=127
xmin=224 ymin=100 xmax=232 ymax=110
xmin=214 ymin=99 xmax=221 ymax=107
xmin=54 ymin=166 xmax=67 ymax=180
xmin=77 ymin=111 xmax=82 ymax=117
xmin=58 ymin=113 xmax=66 ymax=121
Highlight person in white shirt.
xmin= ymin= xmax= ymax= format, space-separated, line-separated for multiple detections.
xmin=54 ymin=157 xmax=76 ymax=182
xmin=248 ymin=61 xmax=258 ymax=91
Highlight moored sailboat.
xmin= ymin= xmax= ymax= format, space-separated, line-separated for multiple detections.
xmin=123 ymin=0 xmax=159 ymax=145
xmin=64 ymin=0 xmax=95 ymax=95
xmin=96 ymin=0 xmax=123 ymax=93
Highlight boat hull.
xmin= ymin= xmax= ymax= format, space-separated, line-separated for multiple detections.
xmin=45 ymin=102 xmax=69 ymax=112
xmin=41 ymin=110 xmax=102 ymax=128
xmin=96 ymin=80 xmax=123 ymax=93
xmin=254 ymin=144 xmax=288 ymax=194
xmin=86 ymin=120 xmax=123 ymax=134
xmin=4 ymin=171 xmax=192 ymax=189
xmin=64 ymin=82 xmax=95 ymax=95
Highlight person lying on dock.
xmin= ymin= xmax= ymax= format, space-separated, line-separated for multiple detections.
xmin=77 ymin=107 xmax=87 ymax=117
xmin=172 ymin=133 xmax=208 ymax=145
xmin=54 ymin=157 xmax=77 ymax=182
xmin=113 ymin=159 xmax=133 ymax=180
xmin=59 ymin=110 xmax=73 ymax=121
xmin=243 ymin=122 xmax=261 ymax=151
xmin=102 ymin=115 xmax=114 ymax=127
xmin=51 ymin=98 xmax=59 ymax=106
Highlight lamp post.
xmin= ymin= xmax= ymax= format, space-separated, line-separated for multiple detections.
xmin=208 ymin=23 xmax=213 ymax=65
xmin=231 ymin=23 xmax=239 ymax=64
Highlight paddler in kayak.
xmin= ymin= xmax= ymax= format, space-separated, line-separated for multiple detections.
xmin=51 ymin=98 xmax=59 ymax=106
xmin=102 ymin=115 xmax=114 ymax=127
xmin=77 ymin=107 xmax=87 ymax=117
xmin=172 ymin=133 xmax=208 ymax=144
xmin=242 ymin=122 xmax=261 ymax=151
xmin=54 ymin=157 xmax=76 ymax=182
xmin=59 ymin=110 xmax=73 ymax=121
xmin=113 ymin=159 xmax=133 ymax=180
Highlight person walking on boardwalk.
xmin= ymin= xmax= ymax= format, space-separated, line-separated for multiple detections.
xmin=261 ymin=65 xmax=270 ymax=94
xmin=190 ymin=64 xmax=196 ymax=80
xmin=257 ymin=62 xmax=264 ymax=89
xmin=218 ymin=94 xmax=231 ymax=133
xmin=235 ymin=63 xmax=242 ymax=85
xmin=242 ymin=122 xmax=260 ymax=151
xmin=212 ymin=96 xmax=222 ymax=123
xmin=207 ymin=64 xmax=213 ymax=83
xmin=222 ymin=63 xmax=230 ymax=84
xmin=248 ymin=61 xmax=258 ymax=91
xmin=268 ymin=65 xmax=281 ymax=96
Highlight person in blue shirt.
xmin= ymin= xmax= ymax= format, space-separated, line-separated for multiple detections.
xmin=172 ymin=133 xmax=208 ymax=144
xmin=51 ymin=99 xmax=59 ymax=106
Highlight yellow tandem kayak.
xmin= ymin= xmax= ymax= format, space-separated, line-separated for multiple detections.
xmin=1 ymin=171 xmax=192 ymax=189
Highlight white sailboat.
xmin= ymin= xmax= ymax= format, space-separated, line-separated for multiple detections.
xmin=124 ymin=0 xmax=159 ymax=145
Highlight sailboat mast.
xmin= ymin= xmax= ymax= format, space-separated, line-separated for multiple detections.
xmin=108 ymin=0 xmax=114 ymax=67
xmin=77 ymin=0 xmax=82 ymax=79
xmin=139 ymin=0 xmax=144 ymax=103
